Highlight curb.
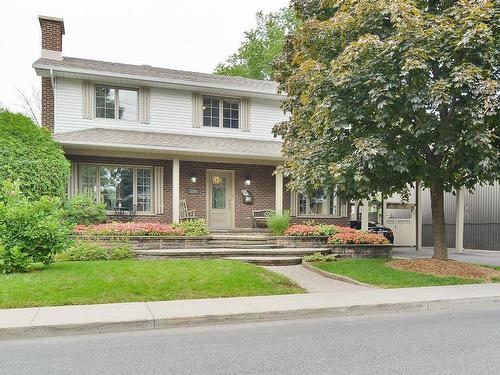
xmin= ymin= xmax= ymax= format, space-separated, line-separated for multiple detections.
xmin=301 ymin=261 xmax=376 ymax=288
xmin=1 ymin=295 xmax=499 ymax=340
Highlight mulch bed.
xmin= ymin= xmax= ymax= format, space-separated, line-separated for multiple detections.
xmin=388 ymin=258 xmax=500 ymax=281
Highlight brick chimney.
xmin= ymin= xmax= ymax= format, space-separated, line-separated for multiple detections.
xmin=39 ymin=15 xmax=65 ymax=60
xmin=39 ymin=16 xmax=65 ymax=132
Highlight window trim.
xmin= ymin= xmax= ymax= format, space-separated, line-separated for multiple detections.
xmin=95 ymin=85 xmax=139 ymax=122
xmin=78 ymin=163 xmax=154 ymax=215
xmin=202 ymin=95 xmax=241 ymax=129
xmin=297 ymin=190 xmax=342 ymax=218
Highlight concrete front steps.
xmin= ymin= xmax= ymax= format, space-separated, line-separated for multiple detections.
xmin=134 ymin=248 xmax=330 ymax=266
xmin=206 ymin=234 xmax=274 ymax=249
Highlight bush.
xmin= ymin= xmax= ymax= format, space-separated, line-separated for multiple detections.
xmin=55 ymin=240 xmax=134 ymax=262
xmin=65 ymin=193 xmax=107 ymax=225
xmin=109 ymin=245 xmax=135 ymax=260
xmin=0 ymin=180 xmax=72 ymax=265
xmin=74 ymin=222 xmax=185 ymax=236
xmin=328 ymin=231 xmax=390 ymax=245
xmin=0 ymin=245 xmax=31 ymax=273
xmin=0 ymin=110 xmax=70 ymax=200
xmin=303 ymin=252 xmax=338 ymax=263
xmin=284 ymin=224 xmax=321 ymax=236
xmin=174 ymin=219 xmax=209 ymax=236
xmin=266 ymin=211 xmax=291 ymax=236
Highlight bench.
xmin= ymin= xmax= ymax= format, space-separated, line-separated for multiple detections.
xmin=252 ymin=209 xmax=275 ymax=228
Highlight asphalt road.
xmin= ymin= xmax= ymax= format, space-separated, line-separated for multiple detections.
xmin=2 ymin=308 xmax=499 ymax=375
xmin=394 ymin=246 xmax=500 ymax=266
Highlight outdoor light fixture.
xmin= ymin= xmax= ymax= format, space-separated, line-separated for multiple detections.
xmin=244 ymin=175 xmax=252 ymax=186
xmin=190 ymin=175 xmax=197 ymax=183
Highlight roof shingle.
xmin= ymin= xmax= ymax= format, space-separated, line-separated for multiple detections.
xmin=54 ymin=128 xmax=283 ymax=161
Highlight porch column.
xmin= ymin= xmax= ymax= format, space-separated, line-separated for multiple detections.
xmin=415 ymin=181 xmax=423 ymax=251
xmin=455 ymin=187 xmax=465 ymax=253
xmin=172 ymin=159 xmax=180 ymax=224
xmin=361 ymin=199 xmax=369 ymax=231
xmin=275 ymin=170 xmax=283 ymax=214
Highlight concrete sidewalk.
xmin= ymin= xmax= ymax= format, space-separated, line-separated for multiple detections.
xmin=1 ymin=283 xmax=499 ymax=339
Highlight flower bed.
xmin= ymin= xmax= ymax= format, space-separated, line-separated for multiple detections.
xmin=328 ymin=231 xmax=390 ymax=245
xmin=284 ymin=224 xmax=355 ymax=237
xmin=74 ymin=222 xmax=185 ymax=237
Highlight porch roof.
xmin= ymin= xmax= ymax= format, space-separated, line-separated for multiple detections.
xmin=54 ymin=128 xmax=283 ymax=162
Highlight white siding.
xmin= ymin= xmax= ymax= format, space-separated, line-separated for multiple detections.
xmin=54 ymin=78 xmax=287 ymax=140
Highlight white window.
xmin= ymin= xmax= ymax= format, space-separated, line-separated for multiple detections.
xmin=203 ymin=96 xmax=239 ymax=129
xmin=79 ymin=164 xmax=153 ymax=213
xmin=95 ymin=86 xmax=138 ymax=121
xmin=298 ymin=189 xmax=339 ymax=217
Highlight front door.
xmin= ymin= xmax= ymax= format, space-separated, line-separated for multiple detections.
xmin=207 ymin=170 xmax=234 ymax=229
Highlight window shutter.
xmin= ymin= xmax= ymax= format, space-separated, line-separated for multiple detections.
xmin=138 ymin=88 xmax=151 ymax=124
xmin=154 ymin=166 xmax=164 ymax=214
xmin=192 ymin=93 xmax=202 ymax=128
xmin=82 ymin=82 xmax=95 ymax=119
xmin=290 ymin=191 xmax=298 ymax=216
xmin=68 ymin=162 xmax=79 ymax=198
xmin=240 ymin=97 xmax=251 ymax=132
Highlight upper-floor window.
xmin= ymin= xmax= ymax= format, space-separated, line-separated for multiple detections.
xmin=203 ymin=96 xmax=239 ymax=129
xmin=95 ymin=86 xmax=138 ymax=121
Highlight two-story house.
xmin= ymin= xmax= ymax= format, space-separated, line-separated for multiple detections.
xmin=33 ymin=16 xmax=350 ymax=230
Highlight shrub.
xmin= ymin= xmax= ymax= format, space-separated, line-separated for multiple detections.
xmin=174 ymin=219 xmax=209 ymax=236
xmin=0 ymin=245 xmax=31 ymax=273
xmin=109 ymin=245 xmax=135 ymax=260
xmin=303 ymin=252 xmax=338 ymax=263
xmin=284 ymin=224 xmax=321 ymax=236
xmin=0 ymin=180 xmax=72 ymax=265
xmin=65 ymin=193 xmax=107 ymax=225
xmin=74 ymin=222 xmax=185 ymax=236
xmin=0 ymin=110 xmax=70 ymax=200
xmin=266 ymin=211 xmax=291 ymax=236
xmin=55 ymin=240 xmax=134 ymax=262
xmin=328 ymin=231 xmax=390 ymax=245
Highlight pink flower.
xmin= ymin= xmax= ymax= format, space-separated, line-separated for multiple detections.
xmin=74 ymin=222 xmax=185 ymax=236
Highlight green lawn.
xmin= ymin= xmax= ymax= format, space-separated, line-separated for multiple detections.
xmin=313 ymin=259 xmax=483 ymax=288
xmin=0 ymin=260 xmax=304 ymax=309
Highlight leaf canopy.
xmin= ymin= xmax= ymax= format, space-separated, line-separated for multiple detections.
xmin=273 ymin=0 xmax=500 ymax=199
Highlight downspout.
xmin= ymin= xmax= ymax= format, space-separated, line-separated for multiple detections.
xmin=49 ymin=69 xmax=56 ymax=94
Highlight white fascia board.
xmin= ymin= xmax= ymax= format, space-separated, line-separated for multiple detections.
xmin=57 ymin=140 xmax=283 ymax=162
xmin=33 ymin=64 xmax=285 ymax=100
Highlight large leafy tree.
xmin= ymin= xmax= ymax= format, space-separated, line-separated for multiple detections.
xmin=215 ymin=7 xmax=298 ymax=80
xmin=274 ymin=0 xmax=499 ymax=260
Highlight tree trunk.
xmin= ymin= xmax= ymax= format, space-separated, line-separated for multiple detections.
xmin=429 ymin=182 xmax=448 ymax=260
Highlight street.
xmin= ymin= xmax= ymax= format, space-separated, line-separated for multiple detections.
xmin=1 ymin=307 xmax=499 ymax=375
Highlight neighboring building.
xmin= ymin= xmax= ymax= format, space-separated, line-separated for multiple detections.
xmin=33 ymin=16 xmax=350 ymax=230
xmin=421 ymin=182 xmax=500 ymax=251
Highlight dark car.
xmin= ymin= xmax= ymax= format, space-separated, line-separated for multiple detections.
xmin=350 ymin=220 xmax=394 ymax=244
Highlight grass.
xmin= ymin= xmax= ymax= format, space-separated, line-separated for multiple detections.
xmin=313 ymin=259 xmax=483 ymax=288
xmin=0 ymin=259 xmax=304 ymax=309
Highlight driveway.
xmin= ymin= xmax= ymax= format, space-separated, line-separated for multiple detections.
xmin=393 ymin=247 xmax=500 ymax=267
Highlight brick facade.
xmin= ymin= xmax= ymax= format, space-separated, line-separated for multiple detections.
xmin=179 ymin=161 xmax=277 ymax=228
xmin=39 ymin=17 xmax=64 ymax=52
xmin=67 ymin=155 xmax=349 ymax=228
xmin=41 ymin=77 xmax=54 ymax=132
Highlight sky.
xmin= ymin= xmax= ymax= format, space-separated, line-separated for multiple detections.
xmin=0 ymin=0 xmax=289 ymax=114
